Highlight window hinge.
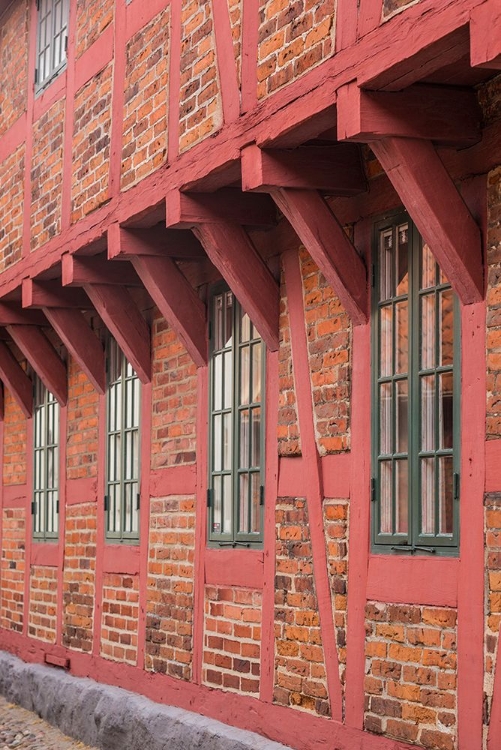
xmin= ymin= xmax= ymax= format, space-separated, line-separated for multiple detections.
xmin=104 ymin=495 xmax=109 ymax=512
xmin=370 ymin=477 xmax=376 ymax=502
xmin=56 ymin=500 xmax=60 ymax=514
xmin=453 ymin=472 xmax=460 ymax=501
xmin=136 ymin=493 xmax=140 ymax=511
xmin=391 ymin=544 xmax=436 ymax=554
xmin=31 ymin=501 xmax=37 ymax=516
xmin=218 ymin=541 xmax=251 ymax=548
xmin=34 ymin=67 xmax=38 ymax=85
xmin=259 ymin=485 xmax=264 ymax=506
xmin=64 ymin=36 xmax=68 ymax=53
xmin=206 ymin=488 xmax=212 ymax=508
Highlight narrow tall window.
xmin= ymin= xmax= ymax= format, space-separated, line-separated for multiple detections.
xmin=372 ymin=214 xmax=459 ymax=554
xmin=36 ymin=0 xmax=69 ymax=90
xmin=33 ymin=378 xmax=59 ymax=541
xmin=105 ymin=339 xmax=141 ymax=542
xmin=208 ymin=287 xmax=265 ymax=546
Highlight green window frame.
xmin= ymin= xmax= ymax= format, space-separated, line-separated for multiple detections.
xmin=105 ymin=338 xmax=141 ymax=543
xmin=35 ymin=0 xmax=69 ymax=91
xmin=32 ymin=377 xmax=59 ymax=541
xmin=372 ymin=213 xmax=460 ymax=555
xmin=208 ymin=285 xmax=265 ymax=546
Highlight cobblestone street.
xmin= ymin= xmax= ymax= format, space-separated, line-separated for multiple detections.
xmin=0 ymin=696 xmax=98 ymax=750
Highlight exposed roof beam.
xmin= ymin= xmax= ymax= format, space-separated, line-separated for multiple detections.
xmin=22 ymin=279 xmax=92 ymax=309
xmin=470 ymin=0 xmax=501 ymax=70
xmin=194 ymin=222 xmax=279 ymax=351
xmin=0 ymin=302 xmax=47 ymax=326
xmin=42 ymin=308 xmax=106 ymax=394
xmin=272 ymin=189 xmax=368 ymax=325
xmin=166 ymin=189 xmax=277 ymax=229
xmin=0 ymin=341 xmax=32 ymax=418
xmin=241 ymin=143 xmax=367 ymax=195
xmin=371 ymin=137 xmax=483 ymax=305
xmin=337 ymin=82 xmax=481 ymax=147
xmin=107 ymin=223 xmax=206 ymax=259
xmin=6 ymin=325 xmax=67 ymax=406
xmin=62 ymin=255 xmax=142 ymax=287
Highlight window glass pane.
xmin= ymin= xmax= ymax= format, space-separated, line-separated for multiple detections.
xmin=379 ymin=229 xmax=393 ymax=301
xmin=421 ymin=294 xmax=436 ymax=369
xmin=396 ymin=459 xmax=408 ymax=534
xmin=439 ymin=372 xmax=454 ymax=450
xmin=240 ymin=346 xmax=250 ymax=405
xmin=239 ymin=474 xmax=249 ymax=533
xmin=223 ymin=413 xmax=232 ymax=471
xmin=396 ymin=224 xmax=409 ymax=296
xmin=240 ymin=409 xmax=250 ymax=468
xmin=439 ymin=456 xmax=454 ymax=535
xmin=214 ymin=295 xmax=223 ymax=350
xmin=132 ymin=483 xmax=139 ymax=534
xmin=252 ymin=344 xmax=262 ymax=403
xmin=396 ymin=380 xmax=408 ymax=454
xmin=421 ymin=457 xmax=435 ymax=535
xmin=440 ymin=289 xmax=454 ymax=367
xmin=213 ymin=414 xmax=222 ymax=471
xmin=421 ymin=243 xmax=436 ymax=290
xmin=251 ymin=407 xmax=261 ymax=467
xmin=380 ymin=461 xmax=392 ymax=534
xmin=224 ymin=292 xmax=233 ymax=348
xmin=223 ymin=474 xmax=232 ymax=533
xmin=223 ymin=351 xmax=233 ymax=409
xmin=380 ymin=306 xmax=393 ymax=377
xmin=421 ymin=375 xmax=435 ymax=452
xmin=212 ymin=476 xmax=222 ymax=533
xmin=379 ymin=383 xmax=392 ymax=455
xmin=251 ymin=474 xmax=260 ymax=533
xmin=395 ymin=301 xmax=408 ymax=374
xmin=214 ymin=354 xmax=222 ymax=411
xmin=240 ymin=309 xmax=251 ymax=343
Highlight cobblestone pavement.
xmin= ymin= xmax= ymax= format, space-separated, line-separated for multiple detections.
xmin=0 ymin=696 xmax=98 ymax=750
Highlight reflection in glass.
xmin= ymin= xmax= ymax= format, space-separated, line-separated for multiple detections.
xmin=396 ymin=459 xmax=408 ymax=534
xmin=421 ymin=294 xmax=436 ymax=369
xmin=239 ymin=474 xmax=249 ymax=533
xmin=380 ymin=383 xmax=391 ymax=455
xmin=439 ymin=456 xmax=454 ymax=535
xmin=240 ymin=346 xmax=250 ymax=405
xmin=396 ymin=301 xmax=408 ymax=374
xmin=252 ymin=344 xmax=262 ymax=403
xmin=421 ymin=457 xmax=435 ymax=534
xmin=380 ymin=461 xmax=392 ymax=534
xmin=421 ymin=243 xmax=436 ymax=289
xmin=439 ymin=372 xmax=454 ymax=450
xmin=379 ymin=229 xmax=393 ymax=301
xmin=440 ymin=290 xmax=454 ymax=366
xmin=421 ymin=375 xmax=435 ymax=452
xmin=396 ymin=224 xmax=409 ymax=296
xmin=251 ymin=474 xmax=260 ymax=533
xmin=240 ymin=409 xmax=250 ymax=468
xmin=223 ymin=474 xmax=232 ymax=533
xmin=396 ymin=380 xmax=408 ymax=454
xmin=252 ymin=408 xmax=261 ymax=467
xmin=380 ymin=306 xmax=393 ymax=377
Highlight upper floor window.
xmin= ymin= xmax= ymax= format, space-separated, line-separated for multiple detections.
xmin=105 ymin=338 xmax=141 ymax=543
xmin=208 ymin=287 xmax=265 ymax=546
xmin=372 ymin=214 xmax=459 ymax=555
xmin=36 ymin=0 xmax=69 ymax=91
xmin=32 ymin=378 xmax=59 ymax=541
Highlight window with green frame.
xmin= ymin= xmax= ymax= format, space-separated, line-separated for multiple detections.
xmin=36 ymin=0 xmax=69 ymax=91
xmin=105 ymin=338 xmax=141 ymax=543
xmin=208 ymin=286 xmax=265 ymax=546
xmin=32 ymin=377 xmax=59 ymax=541
xmin=372 ymin=213 xmax=460 ymax=554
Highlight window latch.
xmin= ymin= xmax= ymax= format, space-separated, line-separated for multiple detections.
xmin=31 ymin=501 xmax=37 ymax=516
xmin=206 ymin=488 xmax=212 ymax=508
xmin=104 ymin=495 xmax=109 ymax=512
xmin=218 ymin=541 xmax=251 ymax=548
xmin=453 ymin=473 xmax=460 ymax=501
xmin=136 ymin=493 xmax=140 ymax=511
xmin=259 ymin=485 xmax=265 ymax=506
xmin=370 ymin=478 xmax=376 ymax=502
xmin=391 ymin=544 xmax=436 ymax=554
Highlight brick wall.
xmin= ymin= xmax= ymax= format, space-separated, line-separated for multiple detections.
xmin=274 ymin=496 xmax=330 ymax=716
xmin=66 ymin=357 xmax=98 ymax=481
xmin=484 ymin=493 xmax=501 ymax=736
xmin=324 ymin=498 xmax=348 ymax=702
xmin=28 ymin=565 xmax=57 ymax=643
xmin=257 ymin=0 xmax=335 ymax=100
xmin=62 ymin=503 xmax=96 ymax=652
xmin=0 ymin=508 xmax=25 ymax=633
xmin=151 ymin=312 xmax=197 ymax=470
xmin=203 ymin=585 xmax=262 ymax=694
xmin=145 ymin=495 xmax=195 ymax=679
xmin=101 ymin=573 xmax=139 ymax=666
xmin=300 ymin=248 xmax=351 ymax=454
xmin=179 ymin=0 xmax=223 ymax=153
xmin=486 ymin=164 xmax=501 ymax=438
xmin=0 ymin=0 xmax=28 ymax=138
xmin=278 ymin=268 xmax=301 ymax=456
xmin=3 ymin=386 xmax=27 ymax=486
xmin=71 ymin=64 xmax=113 ymax=223
xmin=121 ymin=7 xmax=170 ymax=191
xmin=0 ymin=145 xmax=25 ymax=272
xmin=364 ymin=602 xmax=457 ymax=749
xmin=228 ymin=0 xmax=242 ymax=91
xmin=30 ymin=100 xmax=65 ymax=251
xmin=75 ymin=0 xmax=114 ymax=59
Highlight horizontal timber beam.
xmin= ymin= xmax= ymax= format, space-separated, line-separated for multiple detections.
xmin=241 ymin=144 xmax=367 ymax=195
xmin=6 ymin=325 xmax=67 ymax=406
xmin=42 ymin=308 xmax=106 ymax=394
xmin=107 ymin=223 xmax=206 ymax=260
xmin=0 ymin=341 xmax=32 ymax=418
xmin=166 ymin=189 xmax=277 ymax=229
xmin=0 ymin=302 xmax=47 ymax=326
xmin=22 ymin=279 xmax=92 ymax=309
xmin=272 ymin=189 xmax=368 ymax=325
xmin=194 ymin=222 xmax=279 ymax=351
xmin=470 ymin=0 xmax=501 ymax=70
xmin=62 ymin=255 xmax=142 ymax=287
xmin=337 ymin=82 xmax=481 ymax=147
xmin=370 ymin=137 xmax=483 ymax=304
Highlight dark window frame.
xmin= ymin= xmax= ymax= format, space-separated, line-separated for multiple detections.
xmin=371 ymin=211 xmax=460 ymax=556
xmin=208 ymin=284 xmax=266 ymax=547
xmin=32 ymin=377 xmax=59 ymax=542
xmin=35 ymin=0 xmax=69 ymax=92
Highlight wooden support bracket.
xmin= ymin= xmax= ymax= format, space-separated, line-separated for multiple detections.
xmin=470 ymin=0 xmax=501 ymax=70
xmin=6 ymin=325 xmax=67 ymax=406
xmin=22 ymin=279 xmax=92 ymax=309
xmin=337 ymin=82 xmax=481 ymax=147
xmin=107 ymin=223 xmax=206 ymax=260
xmin=62 ymin=255 xmax=142 ymax=287
xmin=272 ymin=189 xmax=368 ymax=325
xmin=241 ymin=143 xmax=367 ymax=195
xmin=194 ymin=222 xmax=280 ymax=351
xmin=370 ymin=137 xmax=483 ymax=304
xmin=42 ymin=308 xmax=106 ymax=394
xmin=166 ymin=189 xmax=277 ymax=229
xmin=0 ymin=341 xmax=32 ymax=418
xmin=0 ymin=301 xmax=47 ymax=326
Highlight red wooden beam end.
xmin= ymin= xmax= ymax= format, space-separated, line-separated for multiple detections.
xmin=194 ymin=222 xmax=280 ymax=351
xmin=82 ymin=284 xmax=151 ymax=384
xmin=166 ymin=189 xmax=277 ymax=229
xmin=371 ymin=137 xmax=483 ymax=304
xmin=241 ymin=143 xmax=367 ymax=195
xmin=107 ymin=223 xmax=206 ymax=260
xmin=272 ymin=189 xmax=368 ymax=326
xmin=0 ymin=341 xmax=32 ymax=418
xmin=337 ymin=82 xmax=481 ymax=147
xmin=22 ymin=278 xmax=92 ymax=309
xmin=7 ymin=325 xmax=68 ymax=406
xmin=43 ymin=308 xmax=106 ymax=395
xmin=470 ymin=0 xmax=501 ymax=70
xmin=62 ymin=255 xmax=142 ymax=287
xmin=0 ymin=301 xmax=47 ymax=326
xmin=131 ymin=255 xmax=208 ymax=368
